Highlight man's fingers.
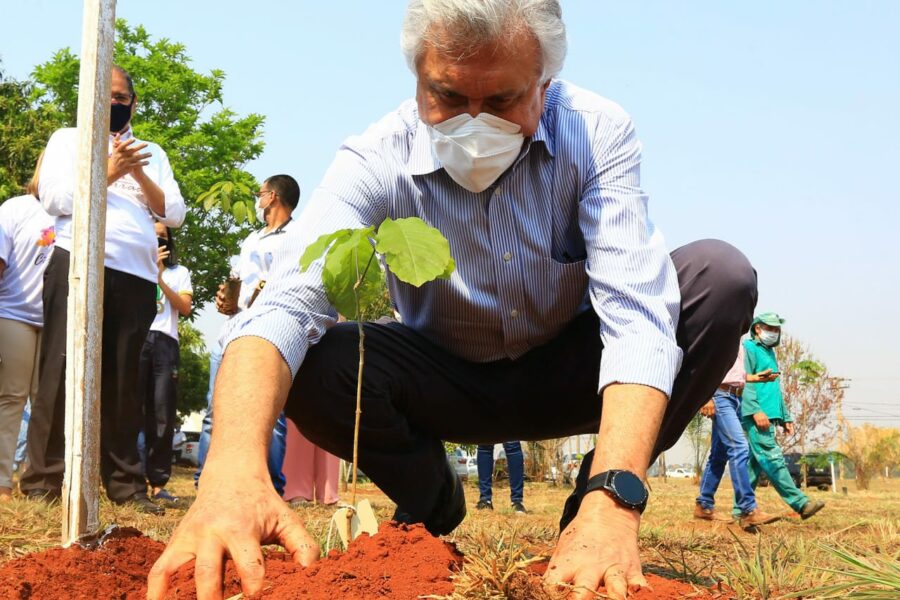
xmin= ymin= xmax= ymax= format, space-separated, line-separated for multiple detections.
xmin=194 ymin=539 xmax=227 ymax=600
xmin=278 ymin=510 xmax=320 ymax=566
xmin=625 ymin=567 xmax=650 ymax=594
xmin=602 ymin=564 xmax=628 ymax=600
xmin=567 ymin=568 xmax=602 ymax=600
xmin=147 ymin=546 xmax=196 ymax=600
xmin=227 ymin=536 xmax=267 ymax=597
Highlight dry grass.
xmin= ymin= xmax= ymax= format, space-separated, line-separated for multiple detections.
xmin=1 ymin=468 xmax=898 ymax=598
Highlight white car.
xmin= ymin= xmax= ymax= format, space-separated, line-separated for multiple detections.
xmin=665 ymin=467 xmax=694 ymax=479
xmin=447 ymin=448 xmax=472 ymax=480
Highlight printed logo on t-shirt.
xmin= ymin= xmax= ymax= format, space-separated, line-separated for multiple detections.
xmin=36 ymin=226 xmax=55 ymax=247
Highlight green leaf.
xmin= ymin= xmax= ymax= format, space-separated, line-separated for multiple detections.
xmin=299 ymin=229 xmax=354 ymax=272
xmin=232 ymin=201 xmax=247 ymax=223
xmin=322 ymin=227 xmax=378 ymax=319
xmin=202 ymin=193 xmax=217 ymax=211
xmin=374 ymin=217 xmax=454 ymax=287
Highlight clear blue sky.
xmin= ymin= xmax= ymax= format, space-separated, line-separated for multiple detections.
xmin=3 ymin=1 xmax=898 ymax=430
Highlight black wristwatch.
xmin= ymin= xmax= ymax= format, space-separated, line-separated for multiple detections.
xmin=582 ymin=470 xmax=649 ymax=513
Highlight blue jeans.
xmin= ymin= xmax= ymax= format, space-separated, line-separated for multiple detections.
xmin=12 ymin=401 xmax=30 ymax=471
xmin=194 ymin=344 xmax=287 ymax=495
xmin=477 ymin=441 xmax=524 ymax=504
xmin=696 ymin=390 xmax=756 ymax=514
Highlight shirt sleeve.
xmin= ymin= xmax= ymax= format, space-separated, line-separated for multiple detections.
xmin=580 ymin=114 xmax=683 ymax=396
xmin=221 ymin=143 xmax=388 ymax=377
xmin=177 ymin=266 xmax=193 ymax=296
xmin=0 ymin=204 xmax=12 ymax=266
xmin=149 ymin=145 xmax=186 ymax=228
xmin=38 ymin=129 xmax=77 ymax=217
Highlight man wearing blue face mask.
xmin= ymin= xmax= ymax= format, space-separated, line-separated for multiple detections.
xmin=740 ymin=312 xmax=825 ymax=521
xmin=150 ymin=3 xmax=759 ymax=599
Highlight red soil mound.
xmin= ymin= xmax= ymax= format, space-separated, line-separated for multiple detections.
xmin=0 ymin=523 xmax=462 ymax=600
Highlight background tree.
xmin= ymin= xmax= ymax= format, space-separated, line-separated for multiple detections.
xmin=840 ymin=424 xmax=900 ymax=490
xmin=685 ymin=413 xmax=711 ymax=484
xmin=775 ymin=335 xmax=843 ymax=460
xmin=177 ymin=321 xmax=210 ymax=418
xmin=0 ymin=21 xmax=264 ymax=305
xmin=0 ymin=63 xmax=66 ymax=199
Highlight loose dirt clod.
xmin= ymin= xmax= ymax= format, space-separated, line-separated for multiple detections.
xmin=0 ymin=522 xmax=462 ymax=599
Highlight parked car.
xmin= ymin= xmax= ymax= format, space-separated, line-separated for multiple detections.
xmin=665 ymin=467 xmax=694 ymax=479
xmin=758 ymin=452 xmax=832 ymax=490
xmin=174 ymin=431 xmax=201 ymax=466
xmin=447 ymin=448 xmax=472 ymax=480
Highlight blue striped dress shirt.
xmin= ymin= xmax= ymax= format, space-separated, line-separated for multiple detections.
xmin=224 ymin=80 xmax=683 ymax=395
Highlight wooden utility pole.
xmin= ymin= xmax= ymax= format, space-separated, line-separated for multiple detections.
xmin=62 ymin=0 xmax=116 ymax=546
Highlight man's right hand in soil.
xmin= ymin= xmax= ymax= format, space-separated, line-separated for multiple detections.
xmin=147 ymin=338 xmax=318 ymax=600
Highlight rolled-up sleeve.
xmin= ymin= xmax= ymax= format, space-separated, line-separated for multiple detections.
xmin=580 ymin=115 xmax=682 ymax=397
xmin=222 ymin=141 xmax=388 ymax=376
xmin=38 ymin=129 xmax=77 ymax=217
xmin=150 ymin=146 xmax=185 ymax=227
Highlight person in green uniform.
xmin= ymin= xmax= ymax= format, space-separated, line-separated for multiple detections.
xmin=738 ymin=312 xmax=825 ymax=519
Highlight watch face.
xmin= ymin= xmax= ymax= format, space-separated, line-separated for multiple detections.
xmin=611 ymin=471 xmax=647 ymax=505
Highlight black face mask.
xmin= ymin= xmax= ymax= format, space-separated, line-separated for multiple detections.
xmin=157 ymin=236 xmax=175 ymax=268
xmin=110 ymin=101 xmax=133 ymax=133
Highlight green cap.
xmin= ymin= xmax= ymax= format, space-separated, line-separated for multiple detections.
xmin=749 ymin=311 xmax=785 ymax=337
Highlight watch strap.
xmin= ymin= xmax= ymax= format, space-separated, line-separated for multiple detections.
xmin=583 ymin=469 xmax=648 ymax=513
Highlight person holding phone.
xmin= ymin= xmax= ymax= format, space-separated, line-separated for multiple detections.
xmin=740 ymin=312 xmax=825 ymax=520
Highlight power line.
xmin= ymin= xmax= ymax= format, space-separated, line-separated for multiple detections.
xmin=848 ymin=407 xmax=900 ymax=418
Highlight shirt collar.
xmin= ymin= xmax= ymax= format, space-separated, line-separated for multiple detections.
xmin=531 ymin=112 xmax=555 ymax=157
xmin=109 ymin=126 xmax=134 ymax=142
xmin=407 ymin=118 xmax=441 ymax=176
xmin=407 ymin=109 xmax=556 ymax=177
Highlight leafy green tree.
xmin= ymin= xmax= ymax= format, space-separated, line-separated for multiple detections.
xmin=0 ymin=63 xmax=66 ymax=199
xmin=776 ymin=335 xmax=843 ymax=471
xmin=0 ymin=21 xmax=265 ymax=305
xmin=177 ymin=320 xmax=210 ymax=418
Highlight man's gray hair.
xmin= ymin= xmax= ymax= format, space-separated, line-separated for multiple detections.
xmin=401 ymin=0 xmax=567 ymax=81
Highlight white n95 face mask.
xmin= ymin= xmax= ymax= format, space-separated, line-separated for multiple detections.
xmin=428 ymin=113 xmax=525 ymax=193
xmin=759 ymin=330 xmax=780 ymax=347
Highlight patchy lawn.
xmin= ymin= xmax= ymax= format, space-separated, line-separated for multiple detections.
xmin=1 ymin=467 xmax=897 ymax=598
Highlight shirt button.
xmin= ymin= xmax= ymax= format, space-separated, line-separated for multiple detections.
xmin=510 ymin=308 xmax=519 ymax=318
xmin=503 ymin=251 xmax=512 ymax=262
xmin=495 ymin=187 xmax=503 ymax=195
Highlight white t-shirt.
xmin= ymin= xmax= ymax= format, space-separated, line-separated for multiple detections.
xmin=235 ymin=219 xmax=296 ymax=311
xmin=38 ymin=127 xmax=186 ymax=283
xmin=0 ymin=195 xmax=56 ymax=327
xmin=217 ymin=219 xmax=296 ymax=347
xmin=150 ymin=264 xmax=192 ymax=341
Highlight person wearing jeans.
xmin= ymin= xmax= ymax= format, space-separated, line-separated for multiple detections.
xmin=476 ymin=441 xmax=526 ymax=513
xmin=193 ymin=175 xmax=301 ymax=496
xmin=137 ymin=223 xmax=192 ymax=504
xmin=694 ymin=343 xmax=778 ymax=529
